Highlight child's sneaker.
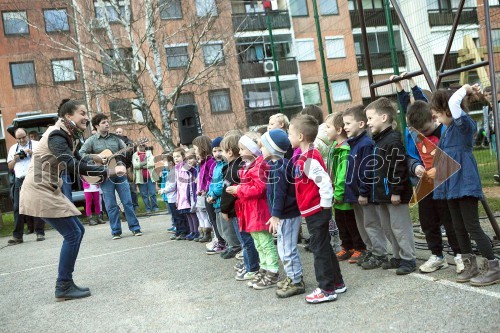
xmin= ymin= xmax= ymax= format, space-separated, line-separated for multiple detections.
xmin=419 ymin=255 xmax=448 ymax=273
xmin=361 ymin=255 xmax=388 ymax=270
xmin=305 ymin=288 xmax=337 ymax=304
xmin=454 ymin=254 xmax=465 ymax=273
xmin=234 ymin=261 xmax=245 ymax=271
xmin=205 ymin=238 xmax=217 ymax=250
xmin=253 ymin=271 xmax=279 ymax=290
xmin=247 ymin=269 xmax=266 ymax=288
xmin=382 ymin=257 xmax=401 ymax=270
xmin=396 ymin=259 xmax=416 ymax=275
xmin=350 ymin=250 xmax=368 ymax=265
xmin=175 ymin=233 xmax=187 ymax=240
xmin=235 ymin=269 xmax=257 ymax=281
xmin=235 ymin=250 xmax=244 ymax=260
xmin=277 ymin=277 xmax=291 ymax=289
xmin=185 ymin=232 xmax=195 ymax=241
xmin=336 ymin=248 xmax=354 ymax=261
xmin=334 ymin=283 xmax=347 ymax=294
xmin=276 ymin=278 xmax=305 ymax=298
xmin=167 ymin=227 xmax=176 ymax=234
xmin=206 ymin=242 xmax=224 ymax=255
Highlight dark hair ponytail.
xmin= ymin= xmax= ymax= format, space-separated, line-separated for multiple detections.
xmin=58 ymin=99 xmax=84 ymax=117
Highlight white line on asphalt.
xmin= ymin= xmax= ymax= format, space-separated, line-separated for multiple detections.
xmin=0 ymin=240 xmax=174 ymax=277
xmin=410 ymin=273 xmax=500 ymax=299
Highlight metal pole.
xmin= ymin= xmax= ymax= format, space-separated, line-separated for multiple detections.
xmin=265 ymin=9 xmax=283 ymax=113
xmin=356 ymin=0 xmax=375 ymax=100
xmin=371 ymin=70 xmax=424 ymax=89
xmin=389 ymin=0 xmax=436 ymax=91
xmin=383 ymin=0 xmax=406 ymax=133
xmin=480 ymin=197 xmax=500 ymax=240
xmin=311 ymin=0 xmax=332 ymax=114
xmin=484 ymin=0 xmax=500 ymax=176
xmin=438 ymin=61 xmax=489 ymax=78
xmin=435 ymin=0 xmax=465 ymax=89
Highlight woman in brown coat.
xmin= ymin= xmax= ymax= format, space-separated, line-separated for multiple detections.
xmin=20 ymin=100 xmax=126 ymax=301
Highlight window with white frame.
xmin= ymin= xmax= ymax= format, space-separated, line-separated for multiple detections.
xmin=209 ymin=89 xmax=232 ymax=113
xmin=195 ymin=0 xmax=218 ymax=17
xmin=159 ymin=0 xmax=182 ymax=19
xmin=44 ymin=9 xmax=70 ymax=32
xmin=94 ymin=0 xmax=129 ymax=22
xmin=325 ymin=36 xmax=346 ymax=58
xmin=52 ymin=59 xmax=76 ymax=83
xmin=10 ymin=62 xmax=36 ymax=87
xmin=320 ymin=0 xmax=339 ymax=15
xmin=202 ymin=43 xmax=224 ymax=66
xmin=109 ymin=99 xmax=132 ymax=122
xmin=492 ymin=29 xmax=500 ymax=47
xmin=331 ymin=80 xmax=351 ymax=102
xmin=295 ymin=39 xmax=316 ymax=61
xmin=166 ymin=45 xmax=189 ymax=68
xmin=0 ymin=114 xmax=4 ymax=140
xmin=2 ymin=11 xmax=29 ymax=35
xmin=290 ymin=0 xmax=308 ymax=16
xmin=302 ymin=83 xmax=322 ymax=105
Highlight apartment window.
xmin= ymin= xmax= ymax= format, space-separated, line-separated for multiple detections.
xmin=353 ymin=31 xmax=402 ymax=55
xmin=195 ymin=0 xmax=218 ymax=17
xmin=295 ymin=39 xmax=316 ymax=61
xmin=2 ymin=11 xmax=29 ymax=36
xmin=303 ymin=83 xmax=322 ymax=105
xmin=175 ymin=92 xmax=195 ymax=105
xmin=10 ymin=62 xmax=36 ymax=87
xmin=492 ymin=29 xmax=500 ymax=47
xmin=52 ymin=59 xmax=76 ymax=83
xmin=290 ymin=0 xmax=309 ymax=16
xmin=94 ymin=0 xmax=129 ymax=22
xmin=348 ymin=0 xmax=383 ymax=10
xmin=202 ymin=43 xmax=224 ymax=66
xmin=109 ymin=99 xmax=132 ymax=122
xmin=166 ymin=45 xmax=189 ymax=68
xmin=44 ymin=9 xmax=69 ymax=32
xmin=331 ymin=80 xmax=351 ymax=102
xmin=209 ymin=89 xmax=232 ymax=113
xmin=102 ymin=48 xmax=133 ymax=74
xmin=320 ymin=0 xmax=339 ymax=15
xmin=325 ymin=37 xmax=346 ymax=58
xmin=159 ymin=0 xmax=182 ymax=19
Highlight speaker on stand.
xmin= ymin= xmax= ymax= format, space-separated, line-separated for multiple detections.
xmin=175 ymin=104 xmax=202 ymax=145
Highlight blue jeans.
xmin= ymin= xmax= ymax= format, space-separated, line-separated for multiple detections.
xmin=277 ymin=216 xmax=303 ymax=284
xmin=61 ymin=172 xmax=72 ymax=201
xmin=42 ymin=216 xmax=84 ymax=282
xmin=137 ymin=178 xmax=158 ymax=212
xmin=231 ymin=217 xmax=259 ymax=272
xmin=101 ymin=176 xmax=141 ymax=235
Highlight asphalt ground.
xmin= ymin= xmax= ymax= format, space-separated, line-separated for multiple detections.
xmin=1 ymin=213 xmax=499 ymax=333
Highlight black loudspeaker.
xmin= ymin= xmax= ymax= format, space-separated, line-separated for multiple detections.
xmin=175 ymin=104 xmax=202 ymax=145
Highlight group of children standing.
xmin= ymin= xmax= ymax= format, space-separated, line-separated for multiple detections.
xmin=158 ymin=82 xmax=499 ymax=305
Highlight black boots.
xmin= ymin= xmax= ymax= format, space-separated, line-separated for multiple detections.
xmin=55 ymin=281 xmax=91 ymax=302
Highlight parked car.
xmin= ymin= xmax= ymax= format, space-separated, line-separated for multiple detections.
xmin=7 ymin=113 xmax=85 ymax=208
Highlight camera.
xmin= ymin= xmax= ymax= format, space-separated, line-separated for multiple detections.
xmin=16 ymin=150 xmax=27 ymax=160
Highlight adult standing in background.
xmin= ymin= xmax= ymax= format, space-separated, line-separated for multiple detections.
xmin=132 ymin=144 xmax=159 ymax=214
xmin=115 ymin=127 xmax=139 ymax=211
xmin=7 ymin=128 xmax=45 ymax=245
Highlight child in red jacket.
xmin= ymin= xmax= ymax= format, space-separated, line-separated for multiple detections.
xmin=226 ymin=132 xmax=280 ymax=289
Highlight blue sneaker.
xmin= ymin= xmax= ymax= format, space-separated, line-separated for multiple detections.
xmin=185 ymin=232 xmax=195 ymax=241
xmin=167 ymin=227 xmax=176 ymax=234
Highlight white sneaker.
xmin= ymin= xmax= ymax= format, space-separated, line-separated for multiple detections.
xmin=205 ymin=238 xmax=217 ymax=250
xmin=454 ymin=254 xmax=465 ymax=274
xmin=419 ymin=255 xmax=448 ymax=273
xmin=235 ymin=250 xmax=244 ymax=260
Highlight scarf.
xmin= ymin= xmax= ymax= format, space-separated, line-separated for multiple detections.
xmin=61 ymin=118 xmax=83 ymax=140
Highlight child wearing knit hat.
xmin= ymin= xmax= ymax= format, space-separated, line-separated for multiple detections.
xmin=261 ymin=129 xmax=305 ymax=298
xmin=226 ymin=132 xmax=279 ymax=288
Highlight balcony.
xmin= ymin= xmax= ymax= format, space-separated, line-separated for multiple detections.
xmin=434 ymin=53 xmax=459 ymax=71
xmin=232 ymin=11 xmax=291 ymax=32
xmin=428 ymin=8 xmax=478 ymax=27
xmin=356 ymin=51 xmax=406 ymax=71
xmin=349 ymin=9 xmax=399 ymax=28
xmin=238 ymin=57 xmax=298 ymax=79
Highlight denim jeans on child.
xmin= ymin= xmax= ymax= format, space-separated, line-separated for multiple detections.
xmin=231 ymin=217 xmax=259 ymax=272
xmin=42 ymin=216 xmax=85 ymax=282
xmin=100 ymin=176 xmax=141 ymax=235
xmin=277 ymin=216 xmax=303 ymax=284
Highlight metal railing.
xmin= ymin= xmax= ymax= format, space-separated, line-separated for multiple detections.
xmin=238 ymin=57 xmax=298 ymax=79
xmin=232 ymin=11 xmax=291 ymax=32
xmin=349 ymin=9 xmax=399 ymax=28
xmin=428 ymin=8 xmax=478 ymax=27
xmin=356 ymin=51 xmax=406 ymax=71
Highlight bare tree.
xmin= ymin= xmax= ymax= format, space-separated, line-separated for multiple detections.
xmin=16 ymin=0 xmax=242 ymax=149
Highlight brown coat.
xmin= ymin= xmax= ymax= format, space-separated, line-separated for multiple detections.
xmin=19 ymin=120 xmax=81 ymax=218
